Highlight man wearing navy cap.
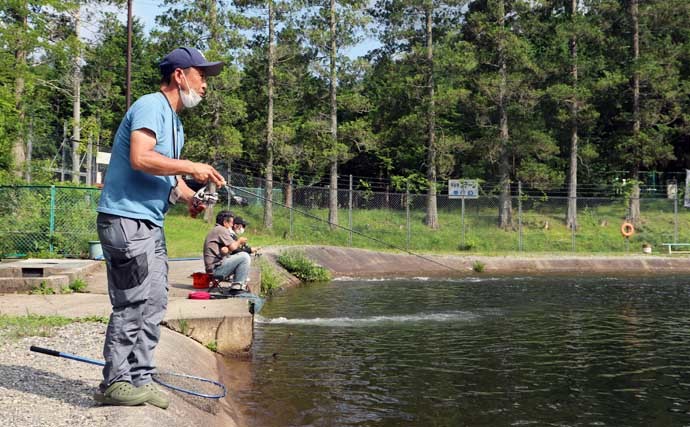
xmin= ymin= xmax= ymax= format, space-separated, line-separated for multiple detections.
xmin=95 ymin=47 xmax=226 ymax=409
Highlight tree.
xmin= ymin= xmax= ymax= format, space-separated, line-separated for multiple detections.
xmin=300 ymin=0 xmax=369 ymax=229
xmin=371 ymin=0 xmax=469 ymax=229
xmin=153 ymin=0 xmax=247 ymax=166
xmin=1 ymin=0 xmax=77 ymax=181
xmin=614 ymin=0 xmax=688 ymax=224
xmin=463 ymin=0 xmax=557 ymax=230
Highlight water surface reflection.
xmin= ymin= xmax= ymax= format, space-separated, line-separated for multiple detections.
xmin=236 ymin=276 xmax=690 ymax=426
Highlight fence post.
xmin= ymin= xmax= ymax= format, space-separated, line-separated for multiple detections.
xmin=461 ymin=197 xmax=465 ymax=249
xmin=49 ymin=185 xmax=56 ymax=254
xmin=518 ymin=181 xmax=523 ymax=252
xmin=348 ymin=174 xmax=353 ymax=246
xmin=571 ymin=200 xmax=576 ymax=253
xmin=406 ymin=182 xmax=411 ymax=251
xmin=674 ymin=185 xmax=679 ymax=243
xmin=289 ymin=176 xmax=293 ymax=240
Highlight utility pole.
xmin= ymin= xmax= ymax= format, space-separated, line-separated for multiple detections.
xmin=71 ymin=3 xmax=81 ymax=183
xmin=126 ymin=0 xmax=133 ymax=109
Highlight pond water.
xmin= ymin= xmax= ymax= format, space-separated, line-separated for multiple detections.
xmin=234 ymin=276 xmax=690 ymax=426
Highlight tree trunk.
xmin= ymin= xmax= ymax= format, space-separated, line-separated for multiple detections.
xmin=71 ymin=5 xmax=81 ymax=184
xmin=566 ymin=0 xmax=579 ymax=230
xmin=424 ymin=2 xmax=439 ymax=230
xmin=12 ymin=5 xmax=28 ymax=178
xmin=328 ymin=0 xmax=338 ymax=229
xmin=629 ymin=0 xmax=641 ymax=224
xmin=497 ymin=0 xmax=512 ymax=230
xmin=264 ymin=0 xmax=276 ymax=229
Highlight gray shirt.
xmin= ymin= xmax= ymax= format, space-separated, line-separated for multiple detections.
xmin=203 ymin=224 xmax=236 ymax=272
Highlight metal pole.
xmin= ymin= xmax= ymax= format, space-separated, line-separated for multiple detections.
xmin=571 ymin=198 xmax=576 ymax=253
xmin=406 ymin=182 xmax=411 ymax=250
xmin=49 ymin=185 xmax=56 ymax=254
xmin=461 ymin=196 xmax=465 ymax=248
xmin=289 ymin=176 xmax=293 ymax=239
xmin=674 ymin=184 xmax=679 ymax=243
xmin=348 ymin=174 xmax=353 ymax=246
xmin=518 ymin=181 xmax=523 ymax=252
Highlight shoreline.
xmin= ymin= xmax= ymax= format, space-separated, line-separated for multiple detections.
xmin=4 ymin=246 xmax=690 ymax=426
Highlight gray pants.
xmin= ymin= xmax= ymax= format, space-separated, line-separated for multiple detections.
xmin=96 ymin=213 xmax=168 ymax=390
xmin=213 ymin=251 xmax=251 ymax=284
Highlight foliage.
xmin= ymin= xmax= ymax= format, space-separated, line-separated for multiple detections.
xmin=258 ymin=257 xmax=281 ymax=296
xmin=0 ymin=0 xmax=689 ymax=235
xmin=277 ymin=250 xmax=332 ymax=282
xmin=68 ymin=278 xmax=88 ymax=293
xmin=0 ymin=313 xmax=107 ymax=345
xmin=472 ymin=260 xmax=485 ymax=273
xmin=0 ymin=314 xmax=72 ymax=343
xmin=30 ymin=281 xmax=55 ymax=295
xmin=205 ymin=340 xmax=218 ymax=352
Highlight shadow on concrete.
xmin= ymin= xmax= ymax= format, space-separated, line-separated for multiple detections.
xmin=0 ymin=364 xmax=98 ymax=408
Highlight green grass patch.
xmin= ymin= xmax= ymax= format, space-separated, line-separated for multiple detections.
xmin=0 ymin=314 xmax=107 ymax=345
xmin=30 ymin=281 xmax=55 ymax=295
xmin=161 ymin=199 xmax=690 ymax=258
xmin=258 ymin=257 xmax=281 ymax=296
xmin=277 ymin=250 xmax=332 ymax=282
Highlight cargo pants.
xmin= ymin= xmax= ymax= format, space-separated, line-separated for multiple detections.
xmin=96 ymin=213 xmax=168 ymax=390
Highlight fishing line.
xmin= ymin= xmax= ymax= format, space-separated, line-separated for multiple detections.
xmin=222 ymin=184 xmax=466 ymax=275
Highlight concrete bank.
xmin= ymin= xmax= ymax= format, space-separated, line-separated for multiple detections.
xmin=0 ymin=258 xmax=259 ymax=427
xmin=263 ymin=245 xmax=690 ymax=278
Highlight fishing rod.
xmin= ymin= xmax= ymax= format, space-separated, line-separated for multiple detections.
xmin=221 ymin=184 xmax=467 ymax=275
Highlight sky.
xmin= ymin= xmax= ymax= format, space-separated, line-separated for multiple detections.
xmin=95 ymin=0 xmax=380 ymax=59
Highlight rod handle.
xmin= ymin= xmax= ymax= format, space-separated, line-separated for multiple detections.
xmin=30 ymin=346 xmax=61 ymax=357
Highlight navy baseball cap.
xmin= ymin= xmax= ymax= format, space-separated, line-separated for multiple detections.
xmin=234 ymin=217 xmax=247 ymax=227
xmin=159 ymin=47 xmax=224 ymax=77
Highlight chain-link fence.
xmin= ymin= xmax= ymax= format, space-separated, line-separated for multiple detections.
xmin=0 ymin=185 xmax=100 ymax=257
xmin=1 ymin=177 xmax=688 ymax=257
xmin=224 ymin=172 xmax=689 ymax=254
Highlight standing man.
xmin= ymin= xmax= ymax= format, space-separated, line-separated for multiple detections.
xmin=95 ymin=47 xmax=226 ymax=409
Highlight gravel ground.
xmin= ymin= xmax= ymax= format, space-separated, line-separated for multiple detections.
xmin=0 ymin=322 xmax=112 ymax=427
xmin=0 ymin=322 xmax=242 ymax=427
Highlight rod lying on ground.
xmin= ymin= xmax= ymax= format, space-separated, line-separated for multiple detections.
xmin=29 ymin=345 xmax=227 ymax=399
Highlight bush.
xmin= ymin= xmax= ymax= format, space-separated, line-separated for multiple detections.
xmin=277 ymin=251 xmax=332 ymax=282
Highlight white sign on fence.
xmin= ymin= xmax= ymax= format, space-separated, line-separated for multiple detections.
xmin=448 ymin=179 xmax=479 ymax=199
xmin=96 ymin=151 xmax=111 ymax=165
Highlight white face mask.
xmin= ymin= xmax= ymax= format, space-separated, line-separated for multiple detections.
xmin=179 ymin=72 xmax=203 ymax=108
xmin=236 ymin=227 xmax=245 ymax=236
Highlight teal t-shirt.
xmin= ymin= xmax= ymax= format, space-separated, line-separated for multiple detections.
xmin=97 ymin=92 xmax=184 ymax=226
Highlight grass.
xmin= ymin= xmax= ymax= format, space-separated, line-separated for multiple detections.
xmin=0 ymin=314 xmax=108 ymax=345
xmin=277 ymin=250 xmax=332 ymax=282
xmin=30 ymin=281 xmax=55 ymax=295
xmin=258 ymin=257 xmax=281 ymax=296
xmin=162 ymin=200 xmax=690 ymax=258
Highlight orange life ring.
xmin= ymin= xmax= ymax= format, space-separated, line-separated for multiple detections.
xmin=621 ymin=222 xmax=635 ymax=238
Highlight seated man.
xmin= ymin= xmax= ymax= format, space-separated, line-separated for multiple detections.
xmin=203 ymin=210 xmax=251 ymax=290
xmin=230 ymin=217 xmax=260 ymax=256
